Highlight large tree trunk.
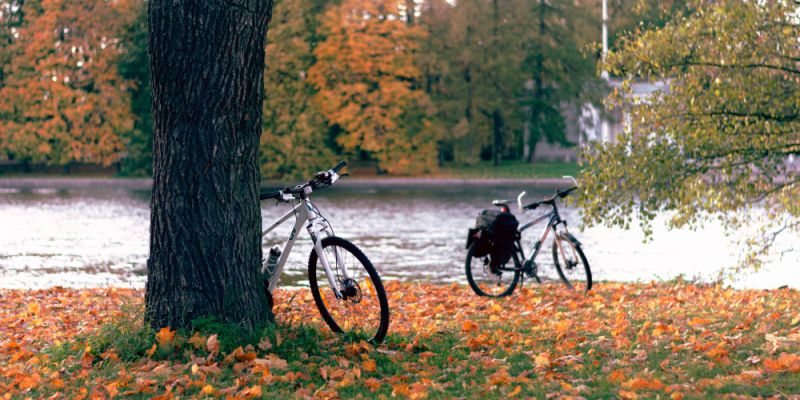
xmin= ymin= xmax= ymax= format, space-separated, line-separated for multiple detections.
xmin=145 ymin=0 xmax=274 ymax=330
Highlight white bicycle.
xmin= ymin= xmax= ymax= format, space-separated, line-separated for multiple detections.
xmin=260 ymin=161 xmax=389 ymax=344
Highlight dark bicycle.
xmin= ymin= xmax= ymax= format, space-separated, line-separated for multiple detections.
xmin=465 ymin=176 xmax=592 ymax=297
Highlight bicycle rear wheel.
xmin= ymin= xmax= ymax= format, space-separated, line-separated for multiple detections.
xmin=308 ymin=236 xmax=389 ymax=344
xmin=552 ymin=233 xmax=592 ymax=292
xmin=465 ymin=243 xmax=520 ymax=297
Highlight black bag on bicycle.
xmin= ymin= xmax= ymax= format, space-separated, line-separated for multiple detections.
xmin=466 ymin=209 xmax=501 ymax=258
xmin=488 ymin=212 xmax=519 ymax=267
xmin=466 ymin=209 xmax=518 ymax=265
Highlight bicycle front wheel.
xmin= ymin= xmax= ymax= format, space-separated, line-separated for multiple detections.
xmin=308 ymin=236 xmax=389 ymax=344
xmin=552 ymin=233 xmax=592 ymax=292
xmin=465 ymin=243 xmax=520 ymax=297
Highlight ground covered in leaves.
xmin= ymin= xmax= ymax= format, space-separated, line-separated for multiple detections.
xmin=2 ymin=281 xmax=800 ymax=399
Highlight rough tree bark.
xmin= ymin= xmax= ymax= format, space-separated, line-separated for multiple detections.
xmin=145 ymin=0 xmax=274 ymax=330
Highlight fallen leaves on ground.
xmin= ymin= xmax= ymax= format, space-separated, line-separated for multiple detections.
xmin=1 ymin=281 xmax=800 ymax=398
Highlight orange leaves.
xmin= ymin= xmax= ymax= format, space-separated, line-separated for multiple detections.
xmin=688 ymin=317 xmax=712 ymax=327
xmin=764 ymin=353 xmax=800 ymax=373
xmin=624 ymin=378 xmax=664 ymax=391
xmin=27 ymin=302 xmax=41 ymax=315
xmin=307 ymin=0 xmax=438 ymax=175
xmin=188 ymin=332 xmax=205 ymax=350
xmin=608 ymin=370 xmax=627 ymax=383
xmin=3 ymin=282 xmax=800 ymax=398
xmin=705 ymin=343 xmax=730 ymax=362
xmin=155 ymin=327 xmax=176 ymax=347
xmin=461 ymin=320 xmax=479 ymax=333
xmin=0 ymin=0 xmax=134 ymax=167
xmin=362 ymin=358 xmax=377 ymax=372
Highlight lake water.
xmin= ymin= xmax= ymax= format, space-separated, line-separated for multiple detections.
xmin=1 ymin=179 xmax=797 ymax=289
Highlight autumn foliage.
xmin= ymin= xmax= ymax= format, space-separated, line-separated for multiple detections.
xmin=1 ymin=0 xmax=620 ymax=176
xmin=308 ymin=0 xmax=437 ymax=175
xmin=0 ymin=0 xmax=135 ymax=167
xmin=2 ymin=281 xmax=800 ymax=398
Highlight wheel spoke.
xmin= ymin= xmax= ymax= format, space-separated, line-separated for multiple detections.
xmin=310 ymin=238 xmax=388 ymax=343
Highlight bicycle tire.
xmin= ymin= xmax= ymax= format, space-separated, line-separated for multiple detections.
xmin=465 ymin=243 xmax=520 ymax=297
xmin=552 ymin=233 xmax=592 ymax=292
xmin=308 ymin=236 xmax=390 ymax=344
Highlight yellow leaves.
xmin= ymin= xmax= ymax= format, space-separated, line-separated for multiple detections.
xmin=201 ymin=384 xmax=215 ymax=396
xmin=155 ymin=327 xmax=176 ymax=347
xmin=533 ymin=352 xmax=551 ymax=369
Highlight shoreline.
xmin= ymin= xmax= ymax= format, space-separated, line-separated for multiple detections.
xmin=0 ymin=176 xmax=571 ymax=190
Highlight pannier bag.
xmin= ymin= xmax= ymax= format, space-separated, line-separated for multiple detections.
xmin=466 ymin=209 xmax=519 ymax=267
xmin=489 ymin=212 xmax=519 ymax=267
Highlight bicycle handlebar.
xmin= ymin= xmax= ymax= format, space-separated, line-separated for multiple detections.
xmin=259 ymin=160 xmax=348 ymax=202
xmin=332 ymin=160 xmax=347 ymax=173
xmin=523 ymin=186 xmax=578 ymax=210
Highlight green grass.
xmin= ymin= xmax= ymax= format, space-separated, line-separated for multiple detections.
xmin=436 ymin=160 xmax=581 ymax=179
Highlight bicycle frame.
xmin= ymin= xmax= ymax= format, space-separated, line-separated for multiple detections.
xmin=261 ymin=194 xmax=349 ymax=298
xmin=512 ymin=203 xmax=571 ymax=271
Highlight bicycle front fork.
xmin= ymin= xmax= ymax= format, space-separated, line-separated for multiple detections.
xmin=310 ymin=231 xmax=353 ymax=300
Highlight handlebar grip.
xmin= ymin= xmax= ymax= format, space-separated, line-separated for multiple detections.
xmin=259 ymin=190 xmax=281 ymax=200
xmin=331 ymin=160 xmax=347 ymax=173
xmin=557 ymin=186 xmax=578 ymax=198
xmin=524 ymin=202 xmax=540 ymax=211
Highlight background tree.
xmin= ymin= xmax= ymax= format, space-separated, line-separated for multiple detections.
xmin=519 ymin=0 xmax=601 ymax=162
xmin=261 ymin=0 xmax=335 ymax=179
xmin=0 ymin=0 xmax=134 ymax=168
xmin=117 ymin=0 xmax=152 ymax=176
xmin=430 ymin=0 xmax=525 ymax=166
xmin=309 ymin=0 xmax=437 ymax=175
xmin=146 ymin=0 xmax=274 ymax=329
xmin=1 ymin=0 xmax=28 ymax=88
xmin=577 ymin=0 xmax=800 ymax=267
